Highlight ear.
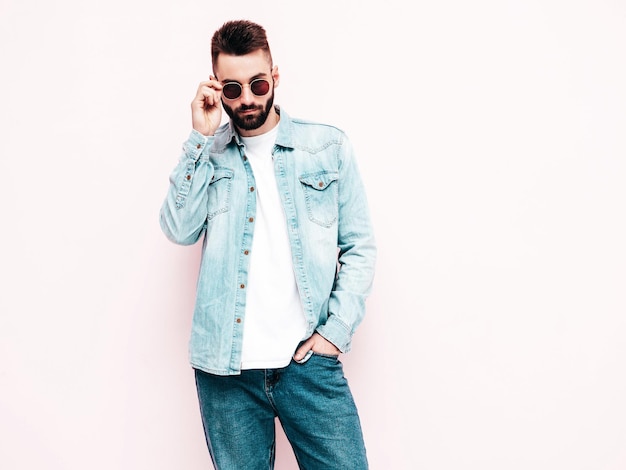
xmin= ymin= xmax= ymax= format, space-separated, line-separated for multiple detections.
xmin=272 ymin=65 xmax=280 ymax=88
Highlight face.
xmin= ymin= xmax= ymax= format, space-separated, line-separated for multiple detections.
xmin=214 ymin=49 xmax=280 ymax=136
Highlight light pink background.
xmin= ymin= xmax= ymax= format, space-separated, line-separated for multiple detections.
xmin=1 ymin=1 xmax=626 ymax=469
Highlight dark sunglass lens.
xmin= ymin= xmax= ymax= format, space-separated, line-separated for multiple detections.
xmin=222 ymin=83 xmax=241 ymax=100
xmin=251 ymin=80 xmax=270 ymax=96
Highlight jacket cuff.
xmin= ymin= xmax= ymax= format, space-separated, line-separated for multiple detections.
xmin=184 ymin=130 xmax=212 ymax=162
xmin=316 ymin=316 xmax=352 ymax=353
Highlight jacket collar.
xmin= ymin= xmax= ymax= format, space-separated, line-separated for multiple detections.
xmin=214 ymin=105 xmax=294 ymax=151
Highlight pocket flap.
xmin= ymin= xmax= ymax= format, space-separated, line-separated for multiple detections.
xmin=210 ymin=168 xmax=234 ymax=184
xmin=299 ymin=171 xmax=338 ymax=190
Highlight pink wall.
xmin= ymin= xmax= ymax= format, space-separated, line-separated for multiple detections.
xmin=2 ymin=1 xmax=626 ymax=469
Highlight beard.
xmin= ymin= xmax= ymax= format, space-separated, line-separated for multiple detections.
xmin=222 ymin=91 xmax=275 ymax=131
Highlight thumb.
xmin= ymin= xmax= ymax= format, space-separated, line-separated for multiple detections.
xmin=293 ymin=338 xmax=314 ymax=361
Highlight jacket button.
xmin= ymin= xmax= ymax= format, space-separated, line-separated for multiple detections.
xmin=186 ymin=175 xmax=191 ymax=180
xmin=318 ymin=182 xmax=324 ymax=187
xmin=240 ymin=284 xmax=245 ymax=289
xmin=248 ymin=217 xmax=254 ymax=223
xmin=244 ymin=250 xmax=249 ymax=255
xmin=250 ymin=186 xmax=255 ymax=192
xmin=236 ymin=318 xmax=241 ymax=323
xmin=196 ymin=144 xmax=201 ymax=149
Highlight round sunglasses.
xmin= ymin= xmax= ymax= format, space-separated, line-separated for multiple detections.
xmin=221 ymin=78 xmax=271 ymax=100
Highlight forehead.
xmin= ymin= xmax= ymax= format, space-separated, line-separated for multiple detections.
xmin=214 ymin=49 xmax=272 ymax=81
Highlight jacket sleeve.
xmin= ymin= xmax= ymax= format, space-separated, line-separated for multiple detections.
xmin=159 ymin=130 xmax=215 ymax=246
xmin=316 ymin=134 xmax=377 ymax=352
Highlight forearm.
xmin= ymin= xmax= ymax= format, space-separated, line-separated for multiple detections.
xmin=160 ymin=130 xmax=214 ymax=245
xmin=317 ymin=233 xmax=376 ymax=352
xmin=316 ymin=139 xmax=377 ymax=351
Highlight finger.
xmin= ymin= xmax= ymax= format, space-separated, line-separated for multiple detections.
xmin=198 ymin=79 xmax=223 ymax=91
xmin=293 ymin=338 xmax=314 ymax=361
xmin=201 ymin=94 xmax=216 ymax=109
xmin=201 ymin=86 xmax=222 ymax=104
xmin=192 ymin=88 xmax=219 ymax=110
xmin=294 ymin=349 xmax=313 ymax=364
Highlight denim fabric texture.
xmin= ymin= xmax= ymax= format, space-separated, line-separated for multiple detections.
xmin=195 ymin=354 xmax=368 ymax=469
xmin=160 ymin=107 xmax=376 ymax=375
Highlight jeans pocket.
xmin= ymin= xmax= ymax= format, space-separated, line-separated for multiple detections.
xmin=310 ymin=351 xmax=340 ymax=362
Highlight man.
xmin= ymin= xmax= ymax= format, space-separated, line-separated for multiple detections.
xmin=160 ymin=19 xmax=376 ymax=469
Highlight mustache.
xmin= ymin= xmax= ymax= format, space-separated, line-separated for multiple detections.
xmin=237 ymin=104 xmax=262 ymax=112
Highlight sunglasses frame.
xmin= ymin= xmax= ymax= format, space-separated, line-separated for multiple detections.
xmin=221 ymin=78 xmax=271 ymax=100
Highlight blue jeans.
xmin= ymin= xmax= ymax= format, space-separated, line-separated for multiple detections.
xmin=194 ymin=353 xmax=368 ymax=469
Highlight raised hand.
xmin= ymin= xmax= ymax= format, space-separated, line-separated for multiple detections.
xmin=191 ymin=76 xmax=223 ymax=136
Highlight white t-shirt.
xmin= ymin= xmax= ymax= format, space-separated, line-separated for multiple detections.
xmin=239 ymin=126 xmax=307 ymax=369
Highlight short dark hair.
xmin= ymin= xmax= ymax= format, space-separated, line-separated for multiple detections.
xmin=211 ymin=20 xmax=273 ymax=69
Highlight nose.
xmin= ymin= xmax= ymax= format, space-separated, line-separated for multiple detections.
xmin=239 ymin=84 xmax=255 ymax=105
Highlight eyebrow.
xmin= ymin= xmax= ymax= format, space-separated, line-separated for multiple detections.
xmin=220 ymin=72 xmax=268 ymax=84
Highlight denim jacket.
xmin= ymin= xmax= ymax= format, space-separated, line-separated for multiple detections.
xmin=160 ymin=107 xmax=376 ymax=375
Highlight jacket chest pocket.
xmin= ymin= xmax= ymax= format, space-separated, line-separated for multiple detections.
xmin=299 ymin=170 xmax=339 ymax=227
xmin=206 ymin=167 xmax=234 ymax=220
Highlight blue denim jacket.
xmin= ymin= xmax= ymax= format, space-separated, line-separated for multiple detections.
xmin=160 ymin=108 xmax=376 ymax=375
